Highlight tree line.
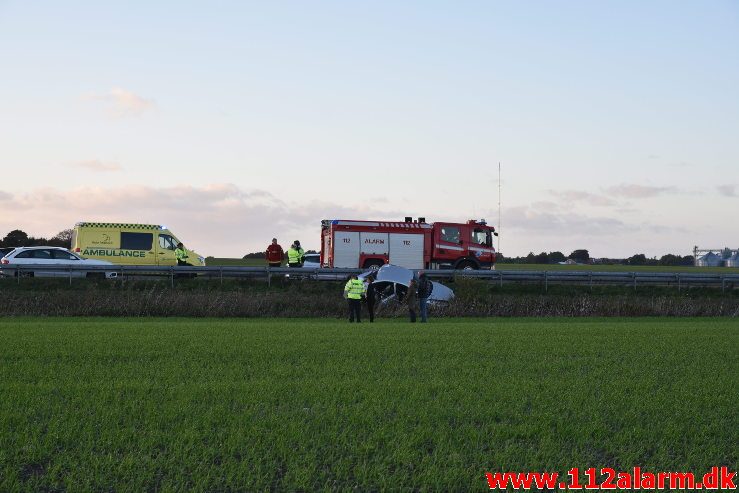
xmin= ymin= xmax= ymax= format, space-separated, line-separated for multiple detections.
xmin=0 ymin=229 xmax=72 ymax=249
xmin=498 ymin=249 xmax=694 ymax=267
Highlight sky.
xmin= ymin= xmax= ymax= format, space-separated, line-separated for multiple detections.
xmin=1 ymin=1 xmax=737 ymax=258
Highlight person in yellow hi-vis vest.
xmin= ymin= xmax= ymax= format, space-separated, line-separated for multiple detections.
xmin=343 ymin=274 xmax=366 ymax=322
xmin=175 ymin=242 xmax=190 ymax=266
xmin=287 ymin=240 xmax=304 ymax=268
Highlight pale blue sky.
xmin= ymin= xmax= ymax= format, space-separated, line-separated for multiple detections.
xmin=1 ymin=1 xmax=737 ymax=257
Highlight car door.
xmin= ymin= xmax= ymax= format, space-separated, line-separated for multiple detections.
xmin=51 ymin=249 xmax=84 ymax=277
xmin=156 ymin=234 xmax=177 ymax=266
xmin=15 ymin=249 xmax=57 ymax=277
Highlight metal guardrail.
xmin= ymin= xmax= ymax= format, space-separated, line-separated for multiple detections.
xmin=1 ymin=265 xmax=738 ymax=291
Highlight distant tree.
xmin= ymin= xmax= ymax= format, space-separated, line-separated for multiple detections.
xmin=2 ymin=229 xmax=29 ymax=247
xmin=524 ymin=252 xmax=536 ymax=264
xmin=627 ymin=254 xmax=647 ymax=266
xmin=243 ymin=252 xmax=266 ymax=259
xmin=682 ymin=255 xmax=695 ymax=266
xmin=658 ymin=254 xmax=682 ymax=266
xmin=548 ymin=251 xmax=566 ymax=263
xmin=534 ymin=252 xmax=549 ymax=264
xmin=568 ymin=249 xmax=590 ymax=264
xmin=49 ymin=229 xmax=73 ymax=248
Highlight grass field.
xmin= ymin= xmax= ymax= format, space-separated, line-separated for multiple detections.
xmin=1 ymin=318 xmax=736 ymax=491
xmin=206 ymin=257 xmax=739 ymax=273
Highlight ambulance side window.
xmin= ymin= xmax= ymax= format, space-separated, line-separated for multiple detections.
xmin=159 ymin=235 xmax=176 ymax=251
xmin=121 ymin=232 xmax=153 ymax=251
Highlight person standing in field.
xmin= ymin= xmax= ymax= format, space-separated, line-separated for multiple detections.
xmin=175 ymin=242 xmax=190 ymax=266
xmin=407 ymin=278 xmax=418 ymax=323
xmin=417 ymin=273 xmax=433 ymax=323
xmin=265 ymin=238 xmax=284 ymax=268
xmin=363 ymin=274 xmax=378 ymax=323
xmin=287 ymin=240 xmax=305 ymax=268
xmin=344 ymin=274 xmax=366 ymax=322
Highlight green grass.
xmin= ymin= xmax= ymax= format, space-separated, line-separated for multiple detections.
xmin=206 ymin=257 xmax=277 ymax=267
xmin=206 ymin=257 xmax=739 ymax=272
xmin=1 ymin=318 xmax=736 ymax=491
xmin=497 ymin=263 xmax=739 ymax=273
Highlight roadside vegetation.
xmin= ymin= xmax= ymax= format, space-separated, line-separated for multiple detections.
xmin=1 ymin=317 xmax=735 ymax=491
xmin=1 ymin=277 xmax=737 ymax=317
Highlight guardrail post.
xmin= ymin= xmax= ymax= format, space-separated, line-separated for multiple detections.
xmin=589 ymin=272 xmax=593 ymax=291
xmin=267 ymin=267 xmax=271 ymax=287
xmin=721 ymin=276 xmax=725 ymax=293
xmin=220 ymin=266 xmax=223 ymax=285
xmin=170 ymin=267 xmax=174 ymax=288
xmin=17 ymin=266 xmax=21 ymax=285
xmin=499 ymin=270 xmax=503 ymax=288
xmin=677 ymin=273 xmax=681 ymax=292
xmin=633 ymin=272 xmax=637 ymax=291
xmin=69 ymin=265 xmax=72 ymax=286
xmin=544 ymin=271 xmax=548 ymax=292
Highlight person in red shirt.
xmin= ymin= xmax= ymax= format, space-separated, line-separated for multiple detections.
xmin=265 ymin=238 xmax=285 ymax=267
xmin=265 ymin=238 xmax=284 ymax=267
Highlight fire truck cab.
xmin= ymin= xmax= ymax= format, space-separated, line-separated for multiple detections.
xmin=320 ymin=217 xmax=496 ymax=270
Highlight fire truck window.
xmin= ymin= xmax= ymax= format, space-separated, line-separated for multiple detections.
xmin=472 ymin=229 xmax=490 ymax=246
xmin=441 ymin=226 xmax=461 ymax=243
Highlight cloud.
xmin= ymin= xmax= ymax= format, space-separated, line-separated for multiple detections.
xmin=604 ymin=184 xmax=676 ymax=199
xmin=717 ymin=184 xmax=737 ymax=197
xmin=0 ymin=190 xmax=11 ymax=201
xmin=504 ymin=205 xmax=634 ymax=236
xmin=0 ymin=184 xmax=404 ymax=257
xmin=547 ymin=190 xmax=616 ymax=207
xmin=69 ymin=160 xmax=122 ymax=172
xmin=85 ymin=87 xmax=155 ymax=117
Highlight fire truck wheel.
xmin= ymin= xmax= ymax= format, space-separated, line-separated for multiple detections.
xmin=363 ymin=259 xmax=384 ymax=271
xmin=456 ymin=260 xmax=477 ymax=270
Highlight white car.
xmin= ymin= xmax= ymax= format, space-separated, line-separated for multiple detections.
xmin=0 ymin=246 xmax=118 ymax=278
xmin=302 ymin=253 xmax=321 ymax=269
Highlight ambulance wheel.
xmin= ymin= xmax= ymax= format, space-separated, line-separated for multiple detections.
xmin=363 ymin=259 xmax=384 ymax=271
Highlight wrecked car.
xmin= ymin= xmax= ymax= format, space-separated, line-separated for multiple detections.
xmin=360 ymin=264 xmax=454 ymax=306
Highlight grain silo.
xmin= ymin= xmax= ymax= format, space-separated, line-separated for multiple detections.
xmin=696 ymin=252 xmax=722 ymax=267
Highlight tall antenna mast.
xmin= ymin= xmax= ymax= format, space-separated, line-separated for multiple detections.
xmin=498 ymin=162 xmax=501 ymax=255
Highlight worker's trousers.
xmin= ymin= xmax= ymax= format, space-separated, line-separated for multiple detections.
xmin=347 ymin=299 xmax=362 ymax=322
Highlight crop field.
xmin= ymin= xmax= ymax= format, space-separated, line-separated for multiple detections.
xmin=205 ymin=257 xmax=739 ymax=273
xmin=498 ymin=263 xmax=739 ymax=273
xmin=1 ymin=317 xmax=736 ymax=491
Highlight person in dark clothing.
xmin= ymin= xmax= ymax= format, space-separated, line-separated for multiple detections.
xmin=363 ymin=274 xmax=377 ymax=322
xmin=417 ymin=273 xmax=433 ymax=323
xmin=407 ymin=279 xmax=418 ymax=322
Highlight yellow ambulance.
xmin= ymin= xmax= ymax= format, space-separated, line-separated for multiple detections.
xmin=71 ymin=222 xmax=206 ymax=266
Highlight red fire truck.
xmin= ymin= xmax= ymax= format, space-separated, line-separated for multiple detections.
xmin=320 ymin=217 xmax=497 ymax=270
